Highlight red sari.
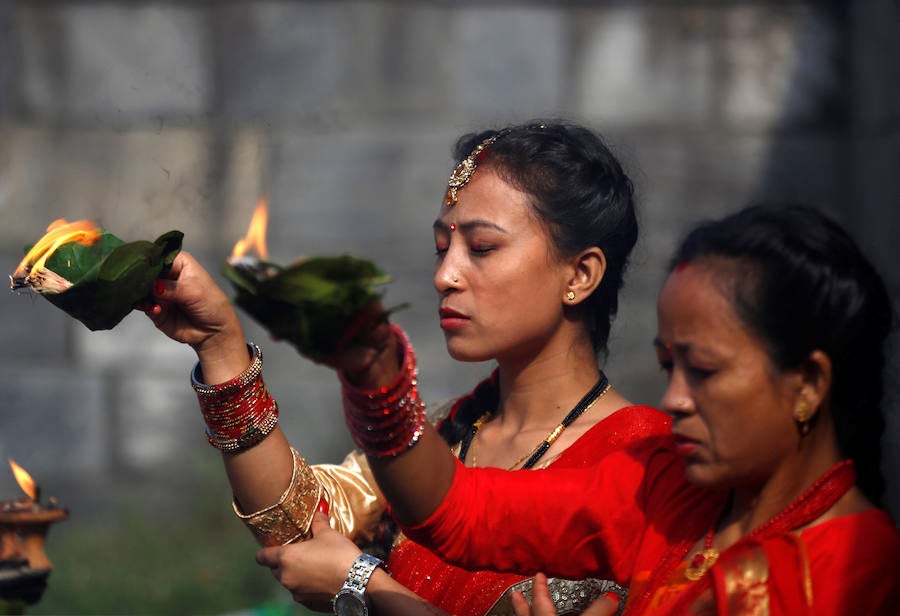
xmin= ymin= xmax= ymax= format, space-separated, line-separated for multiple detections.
xmin=403 ymin=439 xmax=900 ymax=615
xmin=388 ymin=404 xmax=671 ymax=616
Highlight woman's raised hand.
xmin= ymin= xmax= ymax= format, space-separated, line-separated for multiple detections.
xmin=142 ymin=252 xmax=250 ymax=382
xmin=511 ymin=573 xmax=619 ymax=616
xmin=143 ymin=252 xmax=241 ymax=348
xmin=324 ymin=310 xmax=401 ymax=389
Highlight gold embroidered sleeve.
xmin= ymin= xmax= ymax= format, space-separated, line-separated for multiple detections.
xmin=233 ymin=447 xmax=323 ymax=547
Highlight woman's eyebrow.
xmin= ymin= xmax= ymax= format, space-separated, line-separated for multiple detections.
xmin=433 ymin=219 xmax=508 ymax=233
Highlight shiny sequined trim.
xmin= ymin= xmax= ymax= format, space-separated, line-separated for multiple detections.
xmin=485 ymin=577 xmax=627 ymax=616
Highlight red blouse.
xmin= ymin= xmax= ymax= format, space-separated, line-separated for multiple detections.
xmin=403 ymin=440 xmax=900 ymax=615
xmin=388 ymin=404 xmax=672 ymax=616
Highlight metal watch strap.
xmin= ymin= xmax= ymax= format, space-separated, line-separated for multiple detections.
xmin=344 ymin=553 xmax=384 ymax=591
xmin=333 ymin=553 xmax=386 ymax=615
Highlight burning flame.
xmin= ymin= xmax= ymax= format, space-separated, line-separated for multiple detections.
xmin=231 ymin=199 xmax=269 ymax=261
xmin=9 ymin=459 xmax=38 ymax=502
xmin=13 ymin=219 xmax=102 ymax=282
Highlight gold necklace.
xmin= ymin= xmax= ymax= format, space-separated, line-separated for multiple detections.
xmin=468 ymin=378 xmax=612 ymax=470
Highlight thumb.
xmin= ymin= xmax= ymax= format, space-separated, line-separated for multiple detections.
xmin=310 ymin=511 xmax=332 ymax=535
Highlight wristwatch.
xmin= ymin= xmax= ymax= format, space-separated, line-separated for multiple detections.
xmin=332 ymin=553 xmax=387 ymax=616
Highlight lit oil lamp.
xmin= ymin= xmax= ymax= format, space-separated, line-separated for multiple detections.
xmin=0 ymin=460 xmax=69 ymax=606
xmin=222 ymin=198 xmax=397 ymax=362
xmin=9 ymin=218 xmax=182 ymax=331
xmin=10 ymin=219 xmax=103 ymax=295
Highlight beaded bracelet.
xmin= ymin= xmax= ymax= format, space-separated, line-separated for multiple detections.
xmin=340 ymin=325 xmax=427 ymax=457
xmin=191 ymin=342 xmax=280 ymax=452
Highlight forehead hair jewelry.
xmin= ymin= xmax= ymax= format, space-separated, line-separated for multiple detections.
xmin=445 ymin=129 xmax=510 ymax=207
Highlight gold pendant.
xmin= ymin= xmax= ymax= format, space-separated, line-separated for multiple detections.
xmin=684 ymin=548 xmax=720 ymax=581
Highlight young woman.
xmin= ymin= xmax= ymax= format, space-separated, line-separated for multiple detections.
xmin=144 ymin=121 xmax=671 ymax=615
xmin=352 ymin=204 xmax=900 ymax=614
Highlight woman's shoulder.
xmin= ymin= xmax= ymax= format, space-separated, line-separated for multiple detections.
xmin=802 ymin=507 xmax=900 ymax=555
xmin=581 ymin=404 xmax=672 ymax=444
xmin=554 ymin=404 xmax=672 ymax=467
xmin=797 ymin=509 xmax=900 ymax=614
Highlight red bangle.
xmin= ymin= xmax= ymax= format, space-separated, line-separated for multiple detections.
xmin=341 ymin=325 xmax=427 ymax=457
xmin=192 ymin=343 xmax=280 ymax=452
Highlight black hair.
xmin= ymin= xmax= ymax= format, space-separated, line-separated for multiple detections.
xmin=669 ymin=203 xmax=893 ymax=506
xmin=437 ymin=120 xmax=638 ymax=446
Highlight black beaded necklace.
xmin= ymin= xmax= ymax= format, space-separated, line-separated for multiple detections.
xmin=457 ymin=372 xmax=611 ymax=470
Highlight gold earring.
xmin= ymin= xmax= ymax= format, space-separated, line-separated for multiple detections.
xmin=566 ymin=291 xmax=575 ymax=301
xmin=794 ymin=400 xmax=814 ymax=436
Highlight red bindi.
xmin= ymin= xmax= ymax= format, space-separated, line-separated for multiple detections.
xmin=449 ymin=223 xmax=456 ymax=232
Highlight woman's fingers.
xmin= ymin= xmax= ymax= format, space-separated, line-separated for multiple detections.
xmin=510 ymin=591 xmax=532 ymax=616
xmin=255 ymin=546 xmax=281 ymax=571
xmin=582 ymin=594 xmax=619 ymax=616
xmin=508 ymin=574 xmax=619 ymax=616
xmin=510 ymin=573 xmax=558 ymax=616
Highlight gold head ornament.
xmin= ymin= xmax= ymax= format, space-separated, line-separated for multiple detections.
xmin=444 ymin=130 xmax=509 ymax=207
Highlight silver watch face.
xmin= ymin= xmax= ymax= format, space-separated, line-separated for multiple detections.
xmin=333 ymin=590 xmax=367 ymax=616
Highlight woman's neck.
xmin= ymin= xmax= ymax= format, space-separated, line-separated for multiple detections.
xmin=718 ymin=434 xmax=851 ymax=545
xmin=493 ymin=341 xmax=603 ymax=431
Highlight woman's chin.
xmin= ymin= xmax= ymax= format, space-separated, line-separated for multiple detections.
xmin=445 ymin=341 xmax=491 ymax=363
xmin=683 ymin=463 xmax=727 ymax=489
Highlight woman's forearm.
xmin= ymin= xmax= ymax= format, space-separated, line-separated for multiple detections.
xmin=367 ymin=569 xmax=451 ymax=616
xmin=366 ymin=423 xmax=457 ymax=526
xmin=223 ymin=427 xmax=295 ymax=513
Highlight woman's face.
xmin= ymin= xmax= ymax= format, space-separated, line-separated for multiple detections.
xmin=433 ymin=167 xmax=571 ymax=363
xmin=654 ymin=262 xmax=802 ymax=489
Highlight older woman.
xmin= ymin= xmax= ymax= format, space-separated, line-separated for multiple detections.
xmin=144 ymin=121 xmax=670 ymax=615
xmin=354 ymin=204 xmax=900 ymax=614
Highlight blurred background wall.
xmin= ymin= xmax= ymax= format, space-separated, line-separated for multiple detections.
xmin=1 ymin=0 xmax=898 ymax=613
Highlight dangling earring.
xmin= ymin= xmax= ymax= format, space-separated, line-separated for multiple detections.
xmin=566 ymin=291 xmax=576 ymax=301
xmin=794 ymin=399 xmax=814 ymax=436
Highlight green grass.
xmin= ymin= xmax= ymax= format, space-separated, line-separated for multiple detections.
xmin=7 ymin=459 xmax=320 ymax=616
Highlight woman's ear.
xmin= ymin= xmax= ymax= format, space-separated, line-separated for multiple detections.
xmin=564 ymin=247 xmax=606 ymax=306
xmin=798 ymin=349 xmax=833 ymax=416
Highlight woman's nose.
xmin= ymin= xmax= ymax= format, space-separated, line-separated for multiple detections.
xmin=661 ymin=375 xmax=693 ymax=416
xmin=434 ymin=253 xmax=461 ymax=294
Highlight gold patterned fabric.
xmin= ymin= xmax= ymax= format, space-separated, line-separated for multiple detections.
xmin=711 ymin=544 xmax=770 ymax=616
xmin=233 ymin=447 xmax=323 ymax=546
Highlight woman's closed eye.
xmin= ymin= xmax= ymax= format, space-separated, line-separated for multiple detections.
xmin=470 ymin=244 xmax=494 ymax=255
xmin=686 ymin=365 xmax=715 ymax=380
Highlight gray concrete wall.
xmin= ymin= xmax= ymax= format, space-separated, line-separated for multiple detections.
xmin=1 ymin=0 xmax=898 ymax=532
